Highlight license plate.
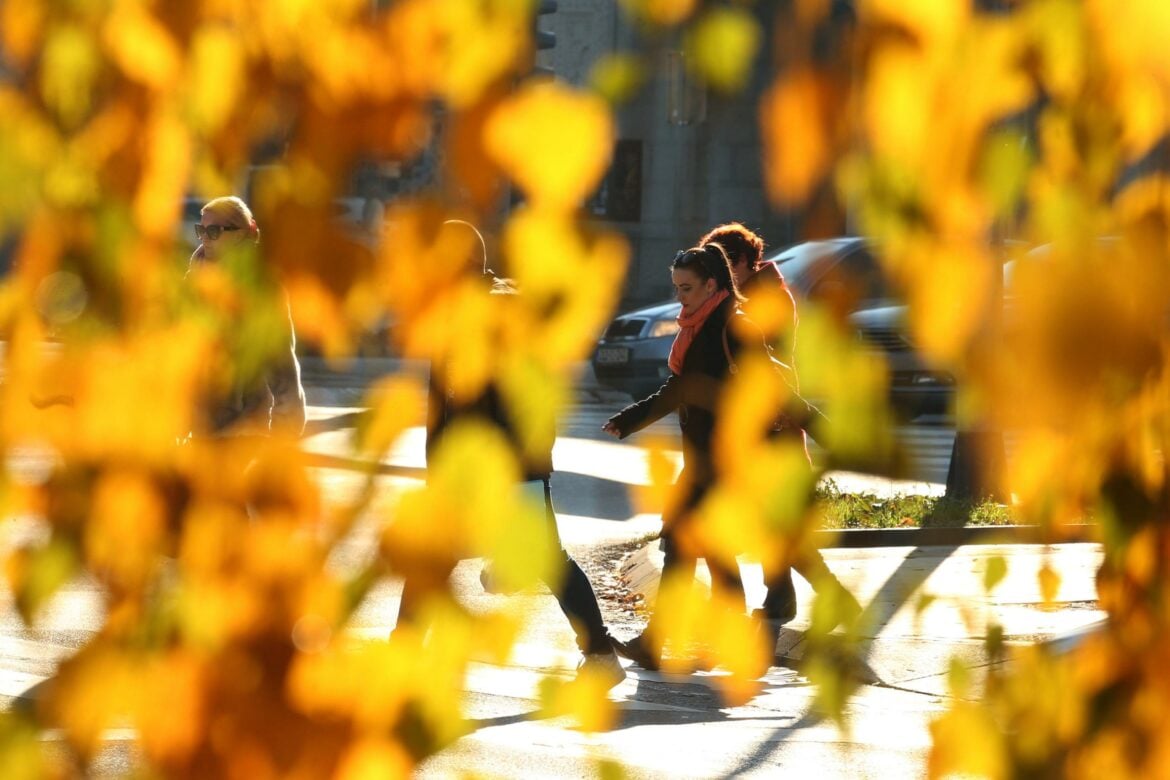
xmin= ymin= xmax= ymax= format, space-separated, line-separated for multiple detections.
xmin=595 ymin=346 xmax=631 ymax=365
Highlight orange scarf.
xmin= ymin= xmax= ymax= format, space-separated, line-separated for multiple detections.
xmin=667 ymin=290 xmax=729 ymax=375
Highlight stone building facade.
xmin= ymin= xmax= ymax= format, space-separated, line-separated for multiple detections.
xmin=543 ymin=1 xmax=802 ymax=308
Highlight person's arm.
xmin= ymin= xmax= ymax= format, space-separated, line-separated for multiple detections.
xmin=268 ymin=302 xmax=306 ymax=436
xmin=604 ymin=373 xmax=682 ymax=438
xmin=726 ymin=313 xmax=815 ymax=431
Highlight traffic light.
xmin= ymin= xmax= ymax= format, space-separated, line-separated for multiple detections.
xmin=532 ymin=0 xmax=556 ymax=78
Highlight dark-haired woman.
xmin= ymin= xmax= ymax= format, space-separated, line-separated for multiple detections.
xmin=602 ymin=244 xmax=761 ymax=671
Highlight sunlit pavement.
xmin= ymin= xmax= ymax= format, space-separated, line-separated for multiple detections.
xmin=307 ymin=398 xmax=1105 ymax=777
xmin=0 ymin=378 xmax=1106 ymax=778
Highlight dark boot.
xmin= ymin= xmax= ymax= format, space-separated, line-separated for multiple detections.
xmin=610 ymin=633 xmax=661 ymax=672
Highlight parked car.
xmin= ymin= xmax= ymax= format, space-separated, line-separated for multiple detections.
xmin=847 ymin=304 xmax=955 ymax=419
xmin=847 ymin=241 xmax=1038 ymax=420
xmin=592 ymin=237 xmax=903 ymax=401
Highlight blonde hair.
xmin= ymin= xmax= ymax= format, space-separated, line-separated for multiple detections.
xmin=201 ymin=196 xmax=259 ymax=241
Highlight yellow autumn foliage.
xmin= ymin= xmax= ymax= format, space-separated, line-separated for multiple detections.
xmin=2 ymin=0 xmax=1170 ymax=777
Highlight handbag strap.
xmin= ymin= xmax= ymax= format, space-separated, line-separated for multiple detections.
xmin=721 ymin=321 xmax=738 ymax=374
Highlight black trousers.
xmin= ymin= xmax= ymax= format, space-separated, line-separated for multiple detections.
xmin=643 ymin=469 xmax=747 ymax=638
xmin=397 ymin=478 xmax=612 ymax=656
xmin=652 ymin=466 xmax=846 ymax=629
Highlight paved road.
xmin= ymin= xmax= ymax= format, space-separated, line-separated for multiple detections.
xmin=0 ymin=400 xmax=1095 ymax=778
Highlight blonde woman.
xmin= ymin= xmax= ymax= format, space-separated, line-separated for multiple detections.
xmin=190 ymin=196 xmax=306 ymax=436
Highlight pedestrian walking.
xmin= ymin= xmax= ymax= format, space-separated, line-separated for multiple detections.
xmin=602 ymin=243 xmax=766 ymax=671
xmin=699 ymin=222 xmax=861 ymax=653
xmin=188 ymin=195 xmax=306 ymax=437
xmin=397 ymin=271 xmax=626 ymax=691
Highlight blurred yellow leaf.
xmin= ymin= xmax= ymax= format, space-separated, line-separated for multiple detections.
xmin=472 ymin=476 xmax=561 ymax=597
xmin=649 ymin=568 xmax=766 ymax=701
xmin=178 ymin=578 xmax=267 ymax=648
xmin=1027 ymin=0 xmax=1086 ymax=101
xmin=103 ymin=3 xmax=180 ymax=90
xmin=134 ymin=651 xmax=207 ymax=765
xmin=983 ymin=554 xmax=1008 ymax=594
xmin=618 ymin=0 xmax=697 ymax=27
xmin=40 ymin=24 xmax=100 ymax=128
xmin=186 ymin=27 xmax=246 ymax=134
xmin=928 ymin=701 xmax=1007 ymax=779
xmin=46 ymin=645 xmax=136 ymax=760
xmin=540 ymin=671 xmax=620 ymax=733
xmin=133 ymin=110 xmax=191 ymax=240
xmin=714 ymin=353 xmax=795 ymax=465
xmin=1088 ymin=0 xmax=1170 ymax=91
xmin=398 ymin=599 xmax=476 ymax=748
xmin=422 ymin=283 xmax=497 ymax=401
xmin=335 ymin=738 xmax=413 ymax=780
xmin=1037 ymin=562 xmax=1061 ymax=608
xmin=284 ymin=274 xmax=351 ymax=357
xmin=386 ymin=420 xmax=559 ymax=595
xmin=685 ymin=8 xmax=761 ymax=94
xmin=388 ymin=0 xmax=529 ymax=108
xmin=589 ymin=53 xmax=646 ymax=104
xmin=288 ymin=637 xmax=414 ymax=728
xmin=864 ymin=46 xmax=932 ymax=169
xmin=906 ymin=242 xmax=994 ymax=363
xmin=69 ymin=326 xmax=212 ymax=459
xmin=0 ymin=0 xmax=45 ymax=66
xmin=792 ymin=307 xmax=894 ymax=461
xmin=761 ymin=69 xmax=831 ymax=207
xmin=242 ymin=517 xmax=321 ymax=584
xmin=867 ymin=0 xmax=969 ymax=45
xmin=382 ymin=486 xmax=464 ymax=583
xmin=946 ymin=655 xmax=972 ymax=698
xmin=466 ymin=609 xmax=524 ymax=666
xmin=1111 ymin=74 xmax=1169 ymax=162
xmin=485 ymin=82 xmax=614 ymax=211
xmin=86 ymin=469 xmax=167 ymax=590
xmin=5 ymin=536 xmax=78 ymax=624
xmin=1123 ymin=528 xmax=1157 ymax=585
xmin=355 ymin=375 xmax=426 ymax=459
xmin=632 ymin=437 xmax=681 ymax=515
xmin=691 ymin=486 xmax=776 ymax=577
xmin=703 ymin=602 xmax=768 ymax=705
xmin=500 ymin=210 xmax=629 ymax=364
xmin=650 ymin=569 xmax=706 ymax=674
xmin=498 ymin=356 xmax=568 ymax=479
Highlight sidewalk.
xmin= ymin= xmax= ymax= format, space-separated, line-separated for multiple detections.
xmin=298 ymin=355 xmax=632 ymax=407
xmin=406 ymin=541 xmax=1105 ymax=778
xmin=617 ymin=538 xmax=1105 ymax=695
xmin=1 ymin=380 xmax=1107 ymax=777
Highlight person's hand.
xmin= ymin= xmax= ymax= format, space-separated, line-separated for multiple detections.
xmin=602 ymin=421 xmax=620 ymax=438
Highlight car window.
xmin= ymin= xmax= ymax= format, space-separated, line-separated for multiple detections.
xmin=805 ymin=245 xmax=891 ymax=307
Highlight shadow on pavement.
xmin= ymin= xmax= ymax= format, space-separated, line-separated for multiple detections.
xmin=302 ymin=452 xmax=426 ymax=480
xmin=550 ymin=472 xmax=637 ymax=522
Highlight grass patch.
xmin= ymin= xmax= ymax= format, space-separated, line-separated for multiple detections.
xmin=816 ymin=480 xmax=1014 ymax=530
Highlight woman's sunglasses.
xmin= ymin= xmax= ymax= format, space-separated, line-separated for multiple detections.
xmin=194 ymin=224 xmax=241 ymax=241
xmin=674 ymin=247 xmax=721 ymax=277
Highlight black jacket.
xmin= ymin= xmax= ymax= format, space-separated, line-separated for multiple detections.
xmin=607 ymin=296 xmax=763 ymax=479
xmin=427 ymin=367 xmax=555 ymax=482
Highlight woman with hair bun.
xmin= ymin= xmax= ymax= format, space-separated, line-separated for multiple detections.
xmin=602 ymin=243 xmax=763 ymax=672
